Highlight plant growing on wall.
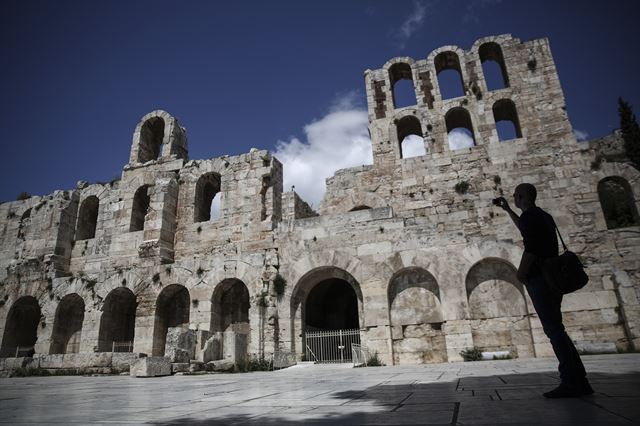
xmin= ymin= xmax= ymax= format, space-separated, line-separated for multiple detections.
xmin=455 ymin=180 xmax=470 ymax=194
xmin=273 ymin=274 xmax=287 ymax=297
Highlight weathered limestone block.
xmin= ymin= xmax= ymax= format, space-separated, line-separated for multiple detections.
xmin=61 ymin=352 xmax=112 ymax=369
xmin=130 ymin=356 xmax=171 ymax=377
xmin=194 ymin=330 xmax=213 ymax=362
xmin=1 ymin=357 xmax=34 ymax=370
xmin=223 ymin=331 xmax=248 ymax=362
xmin=202 ymin=334 xmax=222 ymax=363
xmin=35 ymin=354 xmax=64 ymax=369
xmin=189 ymin=360 xmax=204 ymax=372
xmin=207 ymin=359 xmax=234 ymax=372
xmin=575 ymin=341 xmax=617 ymax=354
xmin=112 ymin=353 xmax=146 ymax=370
xmin=165 ymin=327 xmax=196 ymax=363
xmin=172 ymin=362 xmax=189 ymax=373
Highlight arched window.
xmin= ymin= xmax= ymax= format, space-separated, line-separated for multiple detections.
xmin=194 ymin=173 xmax=221 ymax=222
xmin=445 ymin=107 xmax=475 ymax=150
xmin=389 ymin=63 xmax=416 ymax=109
xmin=260 ymin=176 xmax=271 ymax=221
xmin=130 ymin=185 xmax=151 ymax=232
xmin=76 ymin=196 xmax=99 ymax=240
xmin=435 ymin=51 xmax=465 ymax=100
xmin=479 ymin=42 xmax=509 ymax=90
xmin=18 ymin=208 xmax=32 ymax=240
xmin=138 ymin=117 xmax=165 ymax=163
xmin=598 ymin=177 xmax=639 ymax=229
xmin=492 ymin=99 xmax=522 ymax=141
xmin=397 ymin=116 xmax=426 ymax=159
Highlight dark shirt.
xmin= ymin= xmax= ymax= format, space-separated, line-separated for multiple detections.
xmin=518 ymin=206 xmax=559 ymax=260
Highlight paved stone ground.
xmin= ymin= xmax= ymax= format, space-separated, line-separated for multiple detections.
xmin=0 ymin=354 xmax=639 ymax=425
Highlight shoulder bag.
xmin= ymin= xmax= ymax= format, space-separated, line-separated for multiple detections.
xmin=541 ymin=223 xmax=589 ymax=295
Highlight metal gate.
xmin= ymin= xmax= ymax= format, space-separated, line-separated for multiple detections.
xmin=304 ymin=329 xmax=360 ymax=363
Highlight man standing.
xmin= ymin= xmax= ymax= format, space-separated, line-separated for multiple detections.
xmin=494 ymin=183 xmax=593 ymax=398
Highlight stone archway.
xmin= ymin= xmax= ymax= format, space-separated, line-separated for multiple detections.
xmin=152 ymin=284 xmax=190 ymax=356
xmin=50 ymin=294 xmax=85 ymax=354
xmin=210 ymin=279 xmax=250 ymax=361
xmin=290 ymin=267 xmax=363 ymax=357
xmin=388 ymin=267 xmax=446 ymax=364
xmin=98 ymin=288 xmax=137 ymax=352
xmin=466 ymin=258 xmax=534 ymax=358
xmin=0 ymin=296 xmax=41 ymax=357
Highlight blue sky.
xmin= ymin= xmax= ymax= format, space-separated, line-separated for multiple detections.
xmin=1 ymin=0 xmax=639 ymax=205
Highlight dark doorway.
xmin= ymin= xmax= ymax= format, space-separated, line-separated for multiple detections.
xmin=50 ymin=294 xmax=85 ymax=354
xmin=152 ymin=284 xmax=190 ymax=356
xmin=305 ymin=278 xmax=359 ymax=331
xmin=98 ymin=288 xmax=136 ymax=352
xmin=0 ymin=296 xmax=41 ymax=357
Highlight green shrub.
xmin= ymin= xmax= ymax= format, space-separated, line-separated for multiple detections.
xmin=233 ymin=355 xmax=272 ymax=372
xmin=460 ymin=347 xmax=483 ymax=361
xmin=16 ymin=192 xmax=31 ymax=201
xmin=366 ymin=352 xmax=384 ymax=367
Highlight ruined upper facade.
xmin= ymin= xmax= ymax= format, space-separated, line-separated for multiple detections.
xmin=1 ymin=34 xmax=639 ymax=371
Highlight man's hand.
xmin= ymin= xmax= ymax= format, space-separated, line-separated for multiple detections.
xmin=493 ymin=197 xmax=511 ymax=211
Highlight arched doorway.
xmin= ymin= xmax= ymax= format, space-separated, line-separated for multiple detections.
xmin=388 ymin=267 xmax=446 ymax=364
xmin=291 ymin=267 xmax=363 ymax=363
xmin=152 ymin=284 xmax=190 ymax=356
xmin=466 ymin=258 xmax=534 ymax=358
xmin=0 ymin=296 xmax=41 ymax=357
xmin=98 ymin=288 xmax=136 ymax=352
xmin=50 ymin=294 xmax=85 ymax=354
xmin=210 ymin=279 xmax=250 ymax=361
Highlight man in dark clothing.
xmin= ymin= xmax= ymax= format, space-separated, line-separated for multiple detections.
xmin=495 ymin=183 xmax=593 ymax=398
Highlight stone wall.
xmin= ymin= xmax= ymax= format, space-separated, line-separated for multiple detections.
xmin=0 ymin=34 xmax=638 ymax=370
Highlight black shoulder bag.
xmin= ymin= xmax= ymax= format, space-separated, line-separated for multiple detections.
xmin=541 ymin=223 xmax=589 ymax=295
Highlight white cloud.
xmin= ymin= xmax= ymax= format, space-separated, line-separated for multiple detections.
xmin=394 ymin=1 xmax=428 ymax=49
xmin=274 ymin=93 xmax=372 ymax=208
xmin=401 ymin=134 xmax=426 ymax=158
xmin=448 ymin=128 xmax=475 ymax=150
xmin=210 ymin=193 xmax=221 ymax=219
xmin=573 ymin=128 xmax=589 ymax=141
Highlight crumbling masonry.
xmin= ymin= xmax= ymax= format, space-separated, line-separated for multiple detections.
xmin=1 ymin=34 xmax=639 ymax=373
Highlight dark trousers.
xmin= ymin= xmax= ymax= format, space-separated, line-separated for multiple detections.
xmin=526 ymin=274 xmax=587 ymax=384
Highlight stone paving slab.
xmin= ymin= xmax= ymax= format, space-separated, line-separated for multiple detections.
xmin=0 ymin=354 xmax=638 ymax=425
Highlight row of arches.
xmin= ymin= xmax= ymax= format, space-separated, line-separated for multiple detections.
xmin=70 ymin=172 xmax=639 ymax=246
xmin=396 ymin=99 xmax=522 ymax=159
xmin=289 ymin=258 xmax=534 ymax=364
xmin=73 ymin=172 xmax=225 ymax=242
xmin=0 ymin=279 xmax=250 ymax=360
xmin=391 ymin=42 xmax=510 ymax=109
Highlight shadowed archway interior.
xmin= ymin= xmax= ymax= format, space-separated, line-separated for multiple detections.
xmin=153 ymin=284 xmax=190 ymax=356
xmin=305 ymin=278 xmax=359 ymax=331
xmin=98 ymin=287 xmax=137 ymax=352
xmin=0 ymin=296 xmax=41 ymax=357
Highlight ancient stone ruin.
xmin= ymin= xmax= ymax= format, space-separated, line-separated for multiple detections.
xmin=1 ymin=34 xmax=638 ymax=374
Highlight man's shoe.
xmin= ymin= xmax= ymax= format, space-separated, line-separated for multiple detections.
xmin=543 ymin=382 xmax=593 ymax=398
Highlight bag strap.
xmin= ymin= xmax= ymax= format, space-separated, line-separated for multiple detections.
xmin=552 ymin=220 xmax=568 ymax=252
